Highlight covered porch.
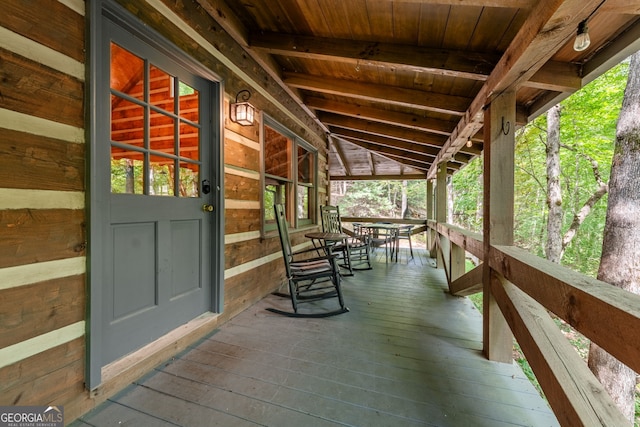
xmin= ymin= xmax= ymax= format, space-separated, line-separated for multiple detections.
xmin=72 ymin=253 xmax=557 ymax=426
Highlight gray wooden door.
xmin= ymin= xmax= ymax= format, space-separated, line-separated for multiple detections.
xmin=101 ymin=20 xmax=216 ymax=364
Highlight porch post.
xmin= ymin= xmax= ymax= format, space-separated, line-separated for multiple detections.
xmin=435 ymin=163 xmax=448 ymax=269
xmin=482 ymin=91 xmax=515 ymax=362
xmin=426 ymin=179 xmax=436 ymax=258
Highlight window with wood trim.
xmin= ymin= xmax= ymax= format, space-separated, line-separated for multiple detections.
xmin=263 ymin=117 xmax=317 ymax=231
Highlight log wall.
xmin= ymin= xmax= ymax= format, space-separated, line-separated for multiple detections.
xmin=0 ymin=0 xmax=87 ymax=414
xmin=0 ymin=0 xmax=328 ymax=423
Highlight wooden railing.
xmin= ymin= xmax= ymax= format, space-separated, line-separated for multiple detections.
xmin=429 ymin=221 xmax=640 ymax=426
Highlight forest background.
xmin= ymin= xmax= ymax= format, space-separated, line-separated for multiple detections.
xmin=333 ymin=59 xmax=628 ymax=277
xmin=332 ymin=59 xmax=638 ymax=424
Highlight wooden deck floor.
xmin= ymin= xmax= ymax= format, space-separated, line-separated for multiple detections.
xmin=72 ymin=249 xmax=559 ymax=427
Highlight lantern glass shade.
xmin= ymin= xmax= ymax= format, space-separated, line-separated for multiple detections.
xmin=230 ymin=101 xmax=255 ymax=126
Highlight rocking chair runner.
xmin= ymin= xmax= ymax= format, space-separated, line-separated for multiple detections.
xmin=268 ymin=204 xmax=349 ymax=317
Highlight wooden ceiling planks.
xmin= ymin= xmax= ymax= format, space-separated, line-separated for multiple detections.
xmin=209 ymin=0 xmax=640 ymax=180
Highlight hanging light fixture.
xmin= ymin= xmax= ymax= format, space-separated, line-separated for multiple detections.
xmin=466 ymin=137 xmax=473 ymax=148
xmin=573 ymin=20 xmax=590 ymax=52
xmin=230 ymin=89 xmax=256 ymax=126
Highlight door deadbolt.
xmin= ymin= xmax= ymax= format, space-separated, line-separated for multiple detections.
xmin=202 ymin=204 xmax=214 ymax=212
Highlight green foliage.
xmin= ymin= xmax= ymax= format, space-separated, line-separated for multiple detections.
xmin=451 ymin=157 xmax=483 ymax=232
xmin=336 ymin=180 xmax=427 ymax=218
xmin=452 ymin=61 xmax=629 ymax=276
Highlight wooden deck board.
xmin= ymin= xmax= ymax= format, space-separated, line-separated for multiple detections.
xmin=73 ymin=251 xmax=559 ymax=426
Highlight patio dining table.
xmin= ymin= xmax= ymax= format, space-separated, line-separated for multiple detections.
xmin=362 ymin=223 xmax=401 ymax=262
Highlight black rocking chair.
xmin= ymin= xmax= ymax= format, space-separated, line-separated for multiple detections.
xmin=267 ymin=204 xmax=349 ymax=318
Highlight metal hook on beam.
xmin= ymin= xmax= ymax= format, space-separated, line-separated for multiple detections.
xmin=501 ymin=116 xmax=511 ymax=135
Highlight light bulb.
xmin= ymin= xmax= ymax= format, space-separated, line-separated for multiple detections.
xmin=573 ymin=21 xmax=590 ymax=52
xmin=466 ymin=137 xmax=472 ymax=148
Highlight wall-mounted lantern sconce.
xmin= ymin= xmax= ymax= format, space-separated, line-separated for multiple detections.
xmin=230 ymin=89 xmax=256 ymax=126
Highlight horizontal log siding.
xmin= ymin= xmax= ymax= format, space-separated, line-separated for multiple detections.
xmin=0 ymin=209 xmax=86 ymax=268
xmin=0 ymin=128 xmax=85 ymax=191
xmin=0 ymin=0 xmax=86 ymax=413
xmin=0 ymin=0 xmax=329 ymax=422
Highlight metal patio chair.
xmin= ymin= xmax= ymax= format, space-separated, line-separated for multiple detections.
xmin=320 ymin=205 xmax=372 ymax=274
xmin=268 ymin=204 xmax=349 ymax=317
xmin=397 ymin=225 xmax=414 ymax=258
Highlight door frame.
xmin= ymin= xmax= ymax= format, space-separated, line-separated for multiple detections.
xmin=87 ymin=0 xmax=225 ymax=389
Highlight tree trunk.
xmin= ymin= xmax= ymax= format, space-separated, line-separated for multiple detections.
xmin=588 ymin=51 xmax=640 ymax=423
xmin=401 ymin=180 xmax=408 ymax=218
xmin=545 ymin=104 xmax=563 ymax=263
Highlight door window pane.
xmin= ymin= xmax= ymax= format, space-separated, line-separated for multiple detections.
xmin=110 ymin=43 xmax=202 ymax=197
xmin=179 ymin=162 xmax=199 ymax=197
xmin=179 ymin=82 xmax=199 ymax=123
xmin=149 ymin=111 xmax=175 ymax=154
xmin=179 ymin=121 xmax=199 ymax=161
xmin=111 ymin=155 xmax=144 ymax=194
xmin=149 ymin=155 xmax=175 ymax=196
xmin=150 ymin=65 xmax=174 ymax=113
xmin=110 ymin=43 xmax=144 ymax=101
xmin=111 ymin=96 xmax=144 ymax=148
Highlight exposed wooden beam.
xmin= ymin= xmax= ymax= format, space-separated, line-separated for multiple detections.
xmin=601 ymin=0 xmax=640 ymax=14
xmin=331 ymin=174 xmax=426 ymax=181
xmin=528 ymin=61 xmax=582 ymax=91
xmin=324 ymin=114 xmax=481 ymax=157
xmin=252 ymin=32 xmax=581 ymax=92
xmin=283 ymin=73 xmax=471 ymax=116
xmin=330 ymin=127 xmax=473 ymax=164
xmin=427 ymin=0 xmax=607 ymax=179
xmin=329 ymin=135 xmax=350 ymax=176
xmin=251 ymin=31 xmax=496 ymax=80
xmin=337 ymin=136 xmax=435 ymax=167
xmin=320 ymin=113 xmax=447 ymax=148
xmin=306 ymin=97 xmax=460 ymax=137
xmin=330 ymin=127 xmax=438 ymax=156
xmin=195 ymin=0 xmax=331 ymax=141
xmin=364 ymin=0 xmax=535 ymax=6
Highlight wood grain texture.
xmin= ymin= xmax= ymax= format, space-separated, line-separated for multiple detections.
xmin=0 ymin=275 xmax=85 ymax=348
xmin=489 ymin=244 xmax=640 ymax=375
xmin=0 ymin=128 xmax=85 ymax=191
xmin=1 ymin=0 xmax=85 ymax=63
xmin=224 ymin=208 xmax=261 ymax=234
xmin=224 ymin=172 xmax=259 ymax=202
xmin=75 ymin=255 xmax=559 ymax=427
xmin=491 ymin=274 xmax=628 ymax=426
xmin=224 ymin=137 xmax=260 ymax=171
xmin=224 ymin=235 xmax=281 ymax=270
xmin=0 ymin=47 xmax=84 ymax=128
xmin=0 ymin=209 xmax=86 ymax=269
xmin=0 ymin=337 xmax=85 ymax=406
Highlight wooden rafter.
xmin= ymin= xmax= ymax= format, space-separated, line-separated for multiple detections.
xmin=427 ymin=0 xmax=608 ymax=179
xmin=252 ymin=32 xmax=581 ymax=92
xmin=283 ymin=73 xmax=471 ymax=116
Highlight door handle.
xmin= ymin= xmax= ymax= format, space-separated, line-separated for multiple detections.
xmin=202 ymin=204 xmax=214 ymax=212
